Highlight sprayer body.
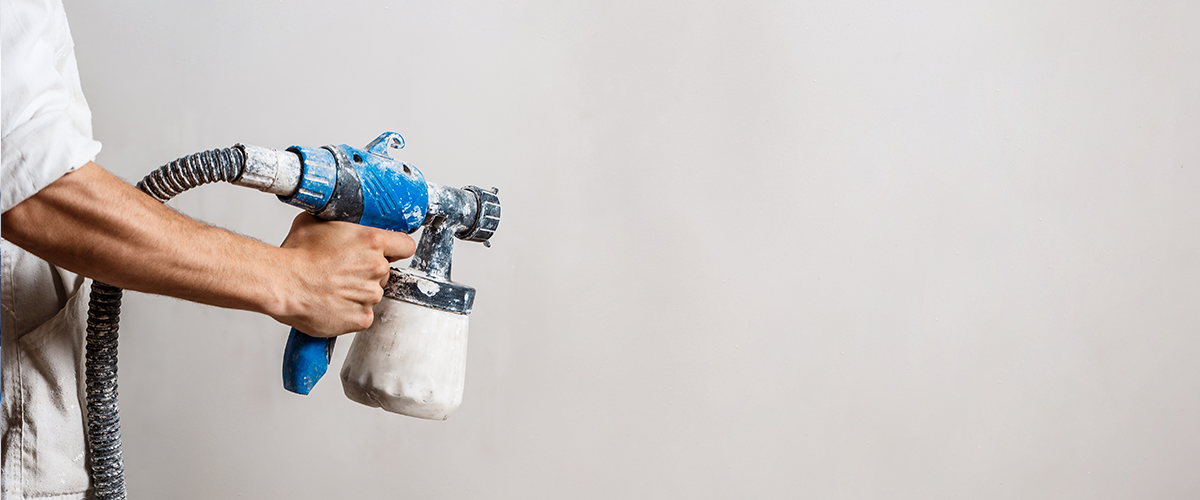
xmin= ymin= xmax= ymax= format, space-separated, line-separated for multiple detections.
xmin=250 ymin=132 xmax=498 ymax=418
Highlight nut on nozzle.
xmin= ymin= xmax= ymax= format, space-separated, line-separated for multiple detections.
xmin=458 ymin=186 xmax=500 ymax=245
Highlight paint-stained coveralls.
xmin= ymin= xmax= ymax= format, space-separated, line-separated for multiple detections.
xmin=1 ymin=0 xmax=105 ymax=497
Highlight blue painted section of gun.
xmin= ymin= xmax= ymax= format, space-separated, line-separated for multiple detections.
xmin=282 ymin=328 xmax=336 ymax=395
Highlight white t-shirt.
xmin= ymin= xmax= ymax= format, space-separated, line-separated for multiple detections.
xmin=1 ymin=0 xmax=103 ymax=498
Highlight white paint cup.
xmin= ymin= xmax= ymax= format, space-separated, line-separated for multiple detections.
xmin=340 ymin=298 xmax=469 ymax=420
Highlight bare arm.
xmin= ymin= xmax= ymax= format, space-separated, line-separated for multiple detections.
xmin=1 ymin=161 xmax=415 ymax=337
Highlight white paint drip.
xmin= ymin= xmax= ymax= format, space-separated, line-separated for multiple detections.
xmin=417 ymin=280 xmax=441 ymax=296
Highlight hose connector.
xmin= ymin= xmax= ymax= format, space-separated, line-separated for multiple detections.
xmin=233 ymin=144 xmax=303 ymax=196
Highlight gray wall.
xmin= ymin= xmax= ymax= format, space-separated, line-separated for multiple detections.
xmin=65 ymin=0 xmax=1200 ymax=498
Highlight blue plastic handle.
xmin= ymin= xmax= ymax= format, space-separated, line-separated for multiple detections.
xmin=282 ymin=328 xmax=335 ymax=395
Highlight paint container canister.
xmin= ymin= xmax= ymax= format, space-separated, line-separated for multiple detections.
xmin=340 ymin=297 xmax=468 ymax=420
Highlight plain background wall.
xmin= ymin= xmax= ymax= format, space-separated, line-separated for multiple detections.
xmin=62 ymin=0 xmax=1199 ymax=498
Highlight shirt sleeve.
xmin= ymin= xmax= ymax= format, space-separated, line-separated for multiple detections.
xmin=1 ymin=0 xmax=102 ymax=213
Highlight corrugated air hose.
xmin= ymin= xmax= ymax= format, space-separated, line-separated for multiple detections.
xmin=84 ymin=146 xmax=246 ymax=500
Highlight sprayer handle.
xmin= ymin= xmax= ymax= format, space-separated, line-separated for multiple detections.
xmin=282 ymin=328 xmax=336 ymax=395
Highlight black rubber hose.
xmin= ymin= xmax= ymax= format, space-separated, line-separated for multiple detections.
xmin=84 ymin=146 xmax=246 ymax=500
xmin=138 ymin=146 xmax=246 ymax=202
xmin=84 ymin=282 xmax=125 ymax=500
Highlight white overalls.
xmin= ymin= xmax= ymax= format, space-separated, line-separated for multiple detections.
xmin=2 ymin=0 xmax=104 ymax=497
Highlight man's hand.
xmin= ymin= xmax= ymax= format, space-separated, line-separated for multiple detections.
xmin=268 ymin=213 xmax=416 ymax=337
xmin=2 ymin=162 xmax=416 ymax=338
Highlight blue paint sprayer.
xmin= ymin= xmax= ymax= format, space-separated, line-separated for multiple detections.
xmin=258 ymin=132 xmax=501 ymax=416
xmin=81 ymin=132 xmax=499 ymax=499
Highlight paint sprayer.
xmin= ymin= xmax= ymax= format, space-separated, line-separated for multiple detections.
xmin=83 ymin=132 xmax=500 ymax=499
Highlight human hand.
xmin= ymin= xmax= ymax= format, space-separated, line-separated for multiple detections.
xmin=267 ymin=213 xmax=416 ymax=337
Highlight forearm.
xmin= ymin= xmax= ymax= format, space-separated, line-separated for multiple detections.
xmin=3 ymin=161 xmax=415 ymax=336
xmin=2 ymin=162 xmax=289 ymax=316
